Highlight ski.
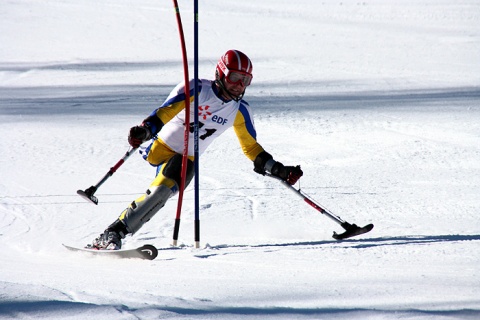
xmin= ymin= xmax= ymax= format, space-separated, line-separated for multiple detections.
xmin=63 ymin=244 xmax=158 ymax=260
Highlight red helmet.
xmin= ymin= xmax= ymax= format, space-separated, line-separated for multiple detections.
xmin=216 ymin=50 xmax=253 ymax=87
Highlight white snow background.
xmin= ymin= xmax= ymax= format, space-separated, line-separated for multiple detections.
xmin=1 ymin=0 xmax=479 ymax=319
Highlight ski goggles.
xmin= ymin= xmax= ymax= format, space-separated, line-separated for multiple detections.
xmin=224 ymin=69 xmax=253 ymax=86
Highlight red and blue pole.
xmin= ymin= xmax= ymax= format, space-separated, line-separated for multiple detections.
xmin=172 ymin=0 xmax=190 ymax=246
xmin=193 ymin=0 xmax=200 ymax=248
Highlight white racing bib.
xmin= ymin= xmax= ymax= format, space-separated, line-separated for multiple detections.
xmin=158 ymin=79 xmax=254 ymax=156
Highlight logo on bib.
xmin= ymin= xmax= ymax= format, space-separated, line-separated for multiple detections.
xmin=199 ymin=105 xmax=212 ymax=120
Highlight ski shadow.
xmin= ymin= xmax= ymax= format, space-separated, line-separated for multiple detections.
xmin=335 ymin=234 xmax=480 ymax=249
xmin=207 ymin=234 xmax=480 ymax=251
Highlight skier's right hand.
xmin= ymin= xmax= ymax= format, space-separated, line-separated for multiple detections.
xmin=128 ymin=124 xmax=152 ymax=148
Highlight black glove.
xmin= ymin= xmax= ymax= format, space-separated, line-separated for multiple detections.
xmin=128 ymin=124 xmax=152 ymax=148
xmin=253 ymin=151 xmax=303 ymax=185
xmin=271 ymin=163 xmax=303 ymax=185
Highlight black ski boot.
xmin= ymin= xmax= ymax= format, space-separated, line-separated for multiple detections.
xmin=89 ymin=219 xmax=128 ymax=250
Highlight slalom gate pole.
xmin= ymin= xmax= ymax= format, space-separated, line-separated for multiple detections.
xmin=193 ymin=0 xmax=200 ymax=248
xmin=77 ymin=147 xmax=138 ymax=205
xmin=172 ymin=0 xmax=191 ymax=246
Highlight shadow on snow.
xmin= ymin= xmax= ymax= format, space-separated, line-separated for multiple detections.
xmin=0 ymin=84 xmax=479 ymax=118
xmin=0 ymin=300 xmax=478 ymax=318
xmin=204 ymin=234 xmax=480 ymax=251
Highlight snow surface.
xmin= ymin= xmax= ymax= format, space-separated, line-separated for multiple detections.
xmin=1 ymin=0 xmax=480 ymax=319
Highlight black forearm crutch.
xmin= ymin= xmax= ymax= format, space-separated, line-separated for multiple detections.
xmin=268 ymin=174 xmax=374 ymax=240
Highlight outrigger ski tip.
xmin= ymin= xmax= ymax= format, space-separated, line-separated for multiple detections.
xmin=332 ymin=223 xmax=374 ymax=240
xmin=77 ymin=188 xmax=98 ymax=205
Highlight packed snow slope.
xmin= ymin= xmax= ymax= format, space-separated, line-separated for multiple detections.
xmin=1 ymin=0 xmax=479 ymax=319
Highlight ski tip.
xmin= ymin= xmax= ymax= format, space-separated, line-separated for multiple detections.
xmin=77 ymin=189 xmax=98 ymax=205
xmin=332 ymin=223 xmax=374 ymax=240
xmin=137 ymin=244 xmax=158 ymax=260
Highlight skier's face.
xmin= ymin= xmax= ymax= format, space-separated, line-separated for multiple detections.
xmin=223 ymin=77 xmax=246 ymax=100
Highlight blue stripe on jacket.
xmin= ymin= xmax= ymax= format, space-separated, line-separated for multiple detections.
xmin=238 ymin=101 xmax=256 ymax=139
xmin=159 ymin=80 xmax=201 ymax=109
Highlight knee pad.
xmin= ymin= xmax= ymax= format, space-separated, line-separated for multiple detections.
xmin=119 ymin=185 xmax=173 ymax=234
xmin=159 ymin=154 xmax=194 ymax=192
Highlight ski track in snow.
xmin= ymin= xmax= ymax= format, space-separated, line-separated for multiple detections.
xmin=1 ymin=0 xmax=480 ymax=319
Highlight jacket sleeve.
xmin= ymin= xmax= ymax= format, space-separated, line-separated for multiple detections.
xmin=233 ymin=103 xmax=265 ymax=161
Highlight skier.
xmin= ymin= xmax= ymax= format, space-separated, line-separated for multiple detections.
xmin=90 ymin=49 xmax=303 ymax=250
